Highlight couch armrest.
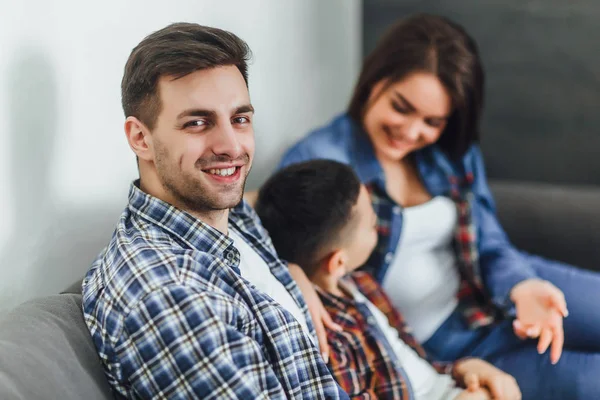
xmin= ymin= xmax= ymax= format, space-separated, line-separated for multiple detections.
xmin=490 ymin=180 xmax=600 ymax=271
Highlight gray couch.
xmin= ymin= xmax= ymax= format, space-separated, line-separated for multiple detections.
xmin=0 ymin=287 xmax=113 ymax=399
xmin=0 ymin=181 xmax=598 ymax=399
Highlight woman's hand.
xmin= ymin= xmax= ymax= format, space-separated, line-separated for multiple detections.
xmin=456 ymin=387 xmax=491 ymax=400
xmin=454 ymin=359 xmax=521 ymax=400
xmin=510 ymin=279 xmax=568 ymax=364
xmin=456 ymin=372 xmax=491 ymax=400
xmin=287 ymin=263 xmax=342 ymax=362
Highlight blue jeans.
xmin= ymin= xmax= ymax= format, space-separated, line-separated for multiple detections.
xmin=424 ymin=257 xmax=600 ymax=400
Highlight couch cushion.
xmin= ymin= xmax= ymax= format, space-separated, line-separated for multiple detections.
xmin=0 ymin=294 xmax=113 ymax=400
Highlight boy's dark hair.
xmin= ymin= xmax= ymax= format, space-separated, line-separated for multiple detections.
xmin=348 ymin=14 xmax=483 ymax=159
xmin=122 ymin=22 xmax=251 ymax=130
xmin=255 ymin=160 xmax=361 ymax=277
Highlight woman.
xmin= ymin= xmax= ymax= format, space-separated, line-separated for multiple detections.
xmin=279 ymin=14 xmax=600 ymax=399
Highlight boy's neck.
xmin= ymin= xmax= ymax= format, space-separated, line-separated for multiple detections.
xmin=311 ymin=272 xmax=345 ymax=298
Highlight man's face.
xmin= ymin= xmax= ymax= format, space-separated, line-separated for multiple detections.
xmin=149 ymin=66 xmax=254 ymax=213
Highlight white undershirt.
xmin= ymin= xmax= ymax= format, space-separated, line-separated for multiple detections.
xmin=346 ymin=283 xmax=463 ymax=400
xmin=382 ymin=196 xmax=461 ymax=342
xmin=228 ymin=228 xmax=311 ymax=337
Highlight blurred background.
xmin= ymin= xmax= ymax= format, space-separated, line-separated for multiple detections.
xmin=0 ymin=0 xmax=598 ymax=313
xmin=364 ymin=0 xmax=600 ymax=185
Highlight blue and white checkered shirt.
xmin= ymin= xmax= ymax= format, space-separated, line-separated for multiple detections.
xmin=82 ymin=181 xmax=345 ymax=399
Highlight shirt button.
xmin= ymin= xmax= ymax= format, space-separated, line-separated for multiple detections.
xmin=384 ymin=252 xmax=394 ymax=263
xmin=367 ymin=316 xmax=376 ymax=325
xmin=392 ymin=206 xmax=401 ymax=215
xmin=225 ymin=251 xmax=234 ymax=261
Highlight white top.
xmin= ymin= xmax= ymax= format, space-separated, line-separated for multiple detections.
xmin=347 ymin=283 xmax=463 ymax=400
xmin=228 ymin=228 xmax=311 ymax=338
xmin=382 ymin=196 xmax=461 ymax=342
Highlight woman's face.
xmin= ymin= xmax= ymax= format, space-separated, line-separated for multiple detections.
xmin=362 ymin=72 xmax=452 ymax=163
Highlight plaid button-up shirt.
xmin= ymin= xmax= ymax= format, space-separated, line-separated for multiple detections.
xmin=82 ymin=182 xmax=345 ymax=399
xmin=321 ymin=272 xmax=456 ymax=399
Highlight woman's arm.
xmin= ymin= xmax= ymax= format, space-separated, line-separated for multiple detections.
xmin=469 ymin=146 xmax=566 ymax=363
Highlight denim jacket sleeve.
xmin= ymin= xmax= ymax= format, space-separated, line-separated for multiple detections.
xmin=279 ymin=142 xmax=313 ymax=169
xmin=279 ymin=118 xmax=355 ymax=170
xmin=279 ymin=134 xmax=347 ymax=170
xmin=468 ymin=145 xmax=537 ymax=309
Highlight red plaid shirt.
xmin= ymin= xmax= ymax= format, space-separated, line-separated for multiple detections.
xmin=320 ymin=272 xmax=457 ymax=400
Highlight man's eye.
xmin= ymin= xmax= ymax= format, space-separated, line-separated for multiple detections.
xmin=233 ymin=116 xmax=250 ymax=124
xmin=183 ymin=120 xmax=207 ymax=128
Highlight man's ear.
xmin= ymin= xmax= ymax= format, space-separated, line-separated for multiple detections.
xmin=124 ymin=116 xmax=154 ymax=161
xmin=324 ymin=249 xmax=348 ymax=279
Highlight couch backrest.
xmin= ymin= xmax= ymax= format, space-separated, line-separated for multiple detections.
xmin=0 ymin=294 xmax=113 ymax=400
xmin=491 ymin=181 xmax=600 ymax=270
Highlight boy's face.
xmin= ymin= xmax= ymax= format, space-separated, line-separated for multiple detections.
xmin=342 ymin=185 xmax=379 ymax=272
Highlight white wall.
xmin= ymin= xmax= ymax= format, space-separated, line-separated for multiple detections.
xmin=0 ymin=0 xmax=361 ymax=313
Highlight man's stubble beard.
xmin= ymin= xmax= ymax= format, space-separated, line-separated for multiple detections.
xmin=156 ymin=147 xmax=251 ymax=214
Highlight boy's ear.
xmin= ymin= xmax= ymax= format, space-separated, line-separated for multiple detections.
xmin=324 ymin=249 xmax=347 ymax=278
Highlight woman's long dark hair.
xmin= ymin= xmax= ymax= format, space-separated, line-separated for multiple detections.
xmin=348 ymin=14 xmax=484 ymax=159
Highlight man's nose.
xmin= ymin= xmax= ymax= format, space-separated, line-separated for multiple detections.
xmin=209 ymin=124 xmax=243 ymax=159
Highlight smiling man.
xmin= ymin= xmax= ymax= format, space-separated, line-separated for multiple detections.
xmin=82 ymin=23 xmax=345 ymax=399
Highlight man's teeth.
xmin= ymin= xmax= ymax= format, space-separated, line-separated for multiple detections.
xmin=208 ymin=167 xmax=236 ymax=177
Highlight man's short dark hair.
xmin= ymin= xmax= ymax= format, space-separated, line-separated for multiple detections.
xmin=255 ymin=160 xmax=361 ymax=277
xmin=122 ymin=22 xmax=251 ymax=130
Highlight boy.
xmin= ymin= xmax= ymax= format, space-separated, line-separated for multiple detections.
xmin=254 ymin=160 xmax=521 ymax=400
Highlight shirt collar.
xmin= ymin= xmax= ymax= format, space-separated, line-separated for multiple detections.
xmin=345 ymin=116 xmax=386 ymax=187
xmin=314 ymin=277 xmax=362 ymax=311
xmin=127 ymin=180 xmax=234 ymax=257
